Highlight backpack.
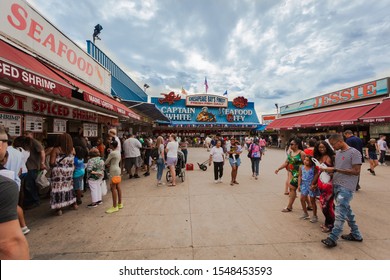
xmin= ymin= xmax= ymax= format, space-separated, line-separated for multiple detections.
xmin=151 ymin=148 xmax=159 ymax=160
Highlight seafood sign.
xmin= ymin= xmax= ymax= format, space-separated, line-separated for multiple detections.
xmin=158 ymin=92 xmax=181 ymax=105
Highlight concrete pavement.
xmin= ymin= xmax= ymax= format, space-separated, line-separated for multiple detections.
xmin=24 ymin=147 xmax=390 ymax=260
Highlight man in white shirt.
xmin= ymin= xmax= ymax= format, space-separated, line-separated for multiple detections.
xmin=123 ymin=134 xmax=142 ymax=179
xmin=377 ymin=135 xmax=388 ymax=166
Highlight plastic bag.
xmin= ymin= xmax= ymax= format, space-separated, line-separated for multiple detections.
xmin=36 ymin=170 xmax=50 ymax=190
xmin=311 ymin=158 xmax=331 ymax=184
xmin=101 ymin=180 xmax=108 ymax=196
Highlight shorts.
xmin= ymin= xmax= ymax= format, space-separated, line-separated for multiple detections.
xmin=166 ymin=157 xmax=177 ymax=167
xmin=369 ymin=151 xmax=378 ymax=160
xmin=300 ymin=182 xmax=320 ymax=197
xmin=144 ymin=151 xmax=151 ymax=165
xmin=229 ymin=157 xmax=241 ymax=167
xmin=125 ymin=157 xmax=142 ymax=170
xmin=73 ymin=176 xmax=84 ymax=191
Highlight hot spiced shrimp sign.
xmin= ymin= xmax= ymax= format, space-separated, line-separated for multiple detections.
xmin=0 ymin=0 xmax=111 ymax=94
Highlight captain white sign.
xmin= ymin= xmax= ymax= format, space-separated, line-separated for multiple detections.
xmin=0 ymin=0 xmax=111 ymax=94
xmin=186 ymin=94 xmax=228 ymax=107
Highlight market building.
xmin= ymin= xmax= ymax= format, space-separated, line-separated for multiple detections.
xmin=0 ymin=0 xmax=142 ymax=142
xmin=151 ymin=93 xmax=260 ymax=139
xmin=267 ymin=78 xmax=390 ymax=148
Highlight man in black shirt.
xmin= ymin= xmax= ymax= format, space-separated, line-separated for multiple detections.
xmin=344 ymin=130 xmax=364 ymax=191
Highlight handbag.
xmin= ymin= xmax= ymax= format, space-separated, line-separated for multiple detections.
xmin=36 ymin=170 xmax=50 ymax=190
xmin=311 ymin=158 xmax=331 ymax=184
xmin=101 ymin=180 xmax=108 ymax=196
xmin=112 ymin=175 xmax=122 ymax=184
xmin=247 ymin=145 xmax=252 ymax=158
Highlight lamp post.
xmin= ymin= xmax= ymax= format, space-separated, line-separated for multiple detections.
xmin=93 ymin=24 xmax=103 ymax=44
xmin=143 ymin=83 xmax=150 ymax=93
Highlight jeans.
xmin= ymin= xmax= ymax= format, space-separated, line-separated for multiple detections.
xmin=329 ymin=184 xmax=362 ymax=242
xmin=156 ymin=158 xmax=165 ymax=181
xmin=24 ymin=169 xmax=40 ymax=207
xmin=250 ymin=158 xmax=260 ymax=176
xmin=213 ymin=162 xmax=223 ymax=180
xmin=182 ymin=149 xmax=188 ymax=164
xmin=379 ymin=150 xmax=386 ymax=164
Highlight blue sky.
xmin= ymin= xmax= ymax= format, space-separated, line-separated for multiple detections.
xmin=27 ymin=0 xmax=390 ymax=116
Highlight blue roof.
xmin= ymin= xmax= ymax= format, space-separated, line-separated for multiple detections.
xmin=111 ymin=76 xmax=147 ymax=102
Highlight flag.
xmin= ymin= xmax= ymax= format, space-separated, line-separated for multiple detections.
xmin=204 ymin=77 xmax=209 ymax=93
xmin=181 ymin=86 xmax=187 ymax=95
xmin=223 ymin=90 xmax=228 ymax=96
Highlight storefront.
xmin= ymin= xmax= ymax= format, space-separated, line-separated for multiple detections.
xmin=151 ymin=93 xmax=260 ymax=138
xmin=267 ymin=78 xmax=390 ymax=147
xmin=0 ymin=0 xmax=142 ymax=141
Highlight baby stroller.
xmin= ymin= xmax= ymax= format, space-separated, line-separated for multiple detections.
xmin=166 ymin=150 xmax=186 ymax=182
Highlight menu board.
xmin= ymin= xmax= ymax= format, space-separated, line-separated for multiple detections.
xmin=0 ymin=113 xmax=22 ymax=136
xmin=53 ymin=119 xmax=67 ymax=133
xmin=83 ymin=123 xmax=98 ymax=137
xmin=25 ymin=115 xmax=43 ymax=133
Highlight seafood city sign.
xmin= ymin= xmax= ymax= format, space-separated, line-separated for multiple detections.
xmin=280 ymin=78 xmax=389 ymax=115
xmin=0 ymin=0 xmax=111 ymax=94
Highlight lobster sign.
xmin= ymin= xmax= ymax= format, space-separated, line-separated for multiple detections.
xmin=158 ymin=92 xmax=181 ymax=105
xmin=233 ymin=96 xmax=248 ymax=108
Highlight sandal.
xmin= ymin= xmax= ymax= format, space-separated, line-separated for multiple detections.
xmin=281 ymin=207 xmax=292 ymax=212
xmin=230 ymin=182 xmax=234 ymax=186
xmin=168 ymin=183 xmax=176 ymax=187
xmin=341 ymin=233 xmax=363 ymax=242
xmin=233 ymin=181 xmax=239 ymax=185
xmin=321 ymin=237 xmax=337 ymax=248
xmin=322 ymin=227 xmax=332 ymax=233
xmin=284 ymin=192 xmax=289 ymax=195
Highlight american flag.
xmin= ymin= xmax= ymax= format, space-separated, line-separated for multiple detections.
xmin=204 ymin=77 xmax=209 ymax=93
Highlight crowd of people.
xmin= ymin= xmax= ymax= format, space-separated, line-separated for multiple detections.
xmin=1 ymin=122 xmax=389 ymax=258
xmin=274 ymin=131 xmax=389 ymax=248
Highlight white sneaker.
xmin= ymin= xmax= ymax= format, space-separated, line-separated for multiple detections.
xmin=310 ymin=216 xmax=318 ymax=223
xmin=383 ymin=163 xmax=388 ymax=166
xmin=218 ymin=178 xmax=222 ymax=183
xmin=21 ymin=226 xmax=30 ymax=235
xmin=214 ymin=180 xmax=219 ymax=184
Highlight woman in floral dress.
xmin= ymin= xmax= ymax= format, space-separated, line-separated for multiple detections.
xmin=50 ymin=133 xmax=76 ymax=216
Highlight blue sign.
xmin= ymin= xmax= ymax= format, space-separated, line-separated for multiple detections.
xmin=151 ymin=97 xmax=260 ymax=126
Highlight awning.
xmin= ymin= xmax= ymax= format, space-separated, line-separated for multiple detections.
xmin=267 ymin=104 xmax=377 ymax=130
xmin=267 ymin=115 xmax=306 ymax=130
xmin=299 ymin=104 xmax=377 ymax=127
xmin=0 ymin=40 xmax=72 ymax=99
xmin=254 ymin=124 xmax=267 ymax=131
xmin=360 ymin=99 xmax=390 ymax=123
xmin=46 ymin=65 xmax=141 ymax=120
xmin=121 ymin=100 xmax=170 ymax=122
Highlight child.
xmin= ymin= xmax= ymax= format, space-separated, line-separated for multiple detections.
xmin=73 ymin=146 xmax=86 ymax=205
xmin=298 ymin=156 xmax=318 ymax=220
xmin=86 ymin=148 xmax=105 ymax=208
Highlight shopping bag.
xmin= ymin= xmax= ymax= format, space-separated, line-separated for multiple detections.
xmin=101 ymin=180 xmax=108 ymax=196
xmin=311 ymin=158 xmax=331 ymax=184
xmin=36 ymin=170 xmax=50 ymax=190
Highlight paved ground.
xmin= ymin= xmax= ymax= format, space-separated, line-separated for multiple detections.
xmin=24 ymin=147 xmax=390 ymax=260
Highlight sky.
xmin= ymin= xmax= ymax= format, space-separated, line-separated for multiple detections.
xmin=26 ymin=0 xmax=390 ymax=117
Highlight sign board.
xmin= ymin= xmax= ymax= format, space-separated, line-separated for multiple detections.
xmin=0 ymin=91 xmax=99 ymax=122
xmin=25 ymin=114 xmax=43 ymax=132
xmin=0 ymin=0 xmax=111 ymax=94
xmin=280 ymin=78 xmax=389 ymax=115
xmin=0 ymin=58 xmax=72 ymax=99
xmin=53 ymin=118 xmax=66 ymax=133
xmin=0 ymin=112 xmax=22 ymax=136
xmin=262 ymin=114 xmax=277 ymax=125
xmin=83 ymin=123 xmax=98 ymax=137
xmin=186 ymin=94 xmax=228 ymax=107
